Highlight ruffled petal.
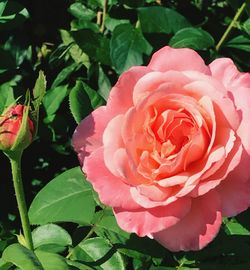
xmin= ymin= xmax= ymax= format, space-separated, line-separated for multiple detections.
xmin=209 ymin=58 xmax=250 ymax=89
xmin=216 ymin=149 xmax=250 ymax=216
xmin=107 ymin=66 xmax=150 ymax=115
xmin=113 ymin=197 xmax=191 ymax=237
xmin=148 ymin=46 xmax=211 ymax=75
xmin=72 ymin=106 xmax=109 ymax=165
xmin=209 ymin=58 xmax=250 ymax=155
xmin=84 ymin=147 xmax=140 ymax=210
xmin=153 ymin=190 xmax=222 ymax=251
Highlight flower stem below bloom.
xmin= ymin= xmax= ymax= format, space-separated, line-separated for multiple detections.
xmin=9 ymin=152 xmax=34 ymax=250
xmin=215 ymin=1 xmax=247 ymax=52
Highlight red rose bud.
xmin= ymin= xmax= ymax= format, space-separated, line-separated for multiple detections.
xmin=0 ymin=105 xmax=34 ymax=152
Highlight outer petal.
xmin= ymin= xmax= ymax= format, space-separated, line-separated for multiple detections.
xmin=72 ymin=106 xmax=109 ymax=165
xmin=148 ymin=46 xmax=211 ymax=75
xmin=233 ymin=87 xmax=250 ymax=156
xmin=216 ymin=149 xmax=250 ymax=217
xmin=153 ymin=191 xmax=222 ymax=251
xmin=84 ymin=147 xmax=140 ymax=210
xmin=107 ymin=66 xmax=150 ymax=115
xmin=209 ymin=58 xmax=250 ymax=89
xmin=210 ymin=58 xmax=250 ymax=155
xmin=113 ymin=197 xmax=191 ymax=237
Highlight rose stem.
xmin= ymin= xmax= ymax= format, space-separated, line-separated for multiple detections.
xmin=9 ymin=151 xmax=34 ymax=250
xmin=215 ymin=1 xmax=247 ymax=52
xmin=100 ymin=0 xmax=108 ymax=33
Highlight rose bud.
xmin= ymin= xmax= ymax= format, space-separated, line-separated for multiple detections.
xmin=0 ymin=105 xmax=34 ymax=152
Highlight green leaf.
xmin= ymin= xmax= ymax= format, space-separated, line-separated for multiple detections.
xmin=29 ymin=167 xmax=96 ymax=225
xmin=66 ymin=260 xmax=94 ymax=270
xmin=242 ymin=18 xmax=250 ymax=35
xmin=69 ymin=80 xmax=105 ymax=124
xmin=60 ymin=29 xmax=90 ymax=67
xmin=68 ymin=3 xmax=96 ymax=21
xmin=110 ymin=23 xmax=152 ymax=73
xmin=169 ymin=27 xmax=214 ymax=50
xmin=94 ymin=209 xmax=165 ymax=260
xmin=94 ymin=209 xmax=130 ymax=244
xmin=51 ymin=63 xmax=81 ymax=89
xmin=32 ymin=224 xmax=72 ymax=253
xmin=105 ymin=15 xmax=130 ymax=32
xmin=43 ymin=84 xmax=69 ymax=116
xmin=2 ymin=243 xmax=44 ymax=270
xmin=150 ymin=267 xmax=176 ymax=270
xmin=0 ymin=0 xmax=29 ymax=26
xmin=139 ymin=6 xmax=190 ymax=34
xmin=35 ymin=250 xmax=69 ymax=270
xmin=224 ymin=219 xmax=250 ymax=235
xmin=70 ymin=237 xmax=126 ymax=270
xmin=0 ymin=258 xmax=12 ymax=270
xmin=33 ymin=71 xmax=46 ymax=110
xmin=118 ymin=0 xmax=145 ymax=7
xmin=0 ymin=0 xmax=7 ymax=17
xmin=71 ymin=29 xmax=111 ymax=65
xmin=32 ymin=71 xmax=46 ymax=136
xmin=0 ymin=81 xmax=15 ymax=114
xmin=97 ymin=65 xmax=111 ymax=101
xmin=225 ymin=35 xmax=250 ymax=52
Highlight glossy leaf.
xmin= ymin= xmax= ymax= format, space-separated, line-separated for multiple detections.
xmin=60 ymin=29 xmax=90 ymax=67
xmin=2 ymin=243 xmax=44 ymax=270
xmin=51 ymin=63 xmax=81 ymax=89
xmin=68 ymin=3 xmax=95 ymax=21
xmin=70 ymin=237 xmax=125 ymax=270
xmin=71 ymin=29 xmax=111 ymax=65
xmin=29 ymin=167 xmax=96 ymax=225
xmin=97 ymin=65 xmax=111 ymax=101
xmin=32 ymin=224 xmax=72 ymax=252
xmin=224 ymin=219 xmax=250 ymax=235
xmin=35 ymin=250 xmax=69 ymax=270
xmin=169 ymin=27 xmax=214 ymax=50
xmin=139 ymin=6 xmax=190 ymax=34
xmin=69 ymin=80 xmax=105 ymax=124
xmin=225 ymin=35 xmax=250 ymax=52
xmin=0 ymin=258 xmax=12 ymax=270
xmin=242 ymin=18 xmax=250 ymax=35
xmin=43 ymin=85 xmax=69 ymax=116
xmin=110 ymin=23 xmax=152 ymax=73
xmin=33 ymin=71 xmax=46 ymax=111
xmin=0 ymin=81 xmax=15 ymax=113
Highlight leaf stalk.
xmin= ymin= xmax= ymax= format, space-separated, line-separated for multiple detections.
xmin=215 ymin=1 xmax=247 ymax=52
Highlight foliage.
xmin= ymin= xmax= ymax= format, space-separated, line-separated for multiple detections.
xmin=0 ymin=0 xmax=250 ymax=269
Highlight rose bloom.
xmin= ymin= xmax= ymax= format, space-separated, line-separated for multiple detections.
xmin=73 ymin=46 xmax=250 ymax=251
xmin=0 ymin=105 xmax=34 ymax=151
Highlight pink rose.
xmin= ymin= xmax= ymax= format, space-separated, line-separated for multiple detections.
xmin=0 ymin=105 xmax=34 ymax=151
xmin=73 ymin=46 xmax=250 ymax=251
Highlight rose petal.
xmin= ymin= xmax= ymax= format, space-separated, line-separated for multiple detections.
xmin=107 ymin=66 xmax=150 ymax=116
xmin=190 ymin=138 xmax=242 ymax=197
xmin=72 ymin=106 xmax=109 ymax=165
xmin=153 ymin=190 xmax=222 ymax=251
xmin=209 ymin=58 xmax=250 ymax=155
xmin=209 ymin=58 xmax=250 ymax=89
xmin=148 ymin=46 xmax=211 ymax=75
xmin=233 ymin=87 xmax=250 ymax=156
xmin=84 ymin=147 xmax=140 ymax=210
xmin=113 ymin=197 xmax=191 ymax=237
xmin=217 ymin=149 xmax=250 ymax=216
xmin=183 ymin=79 xmax=239 ymax=131
xmin=133 ymin=70 xmax=191 ymax=105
